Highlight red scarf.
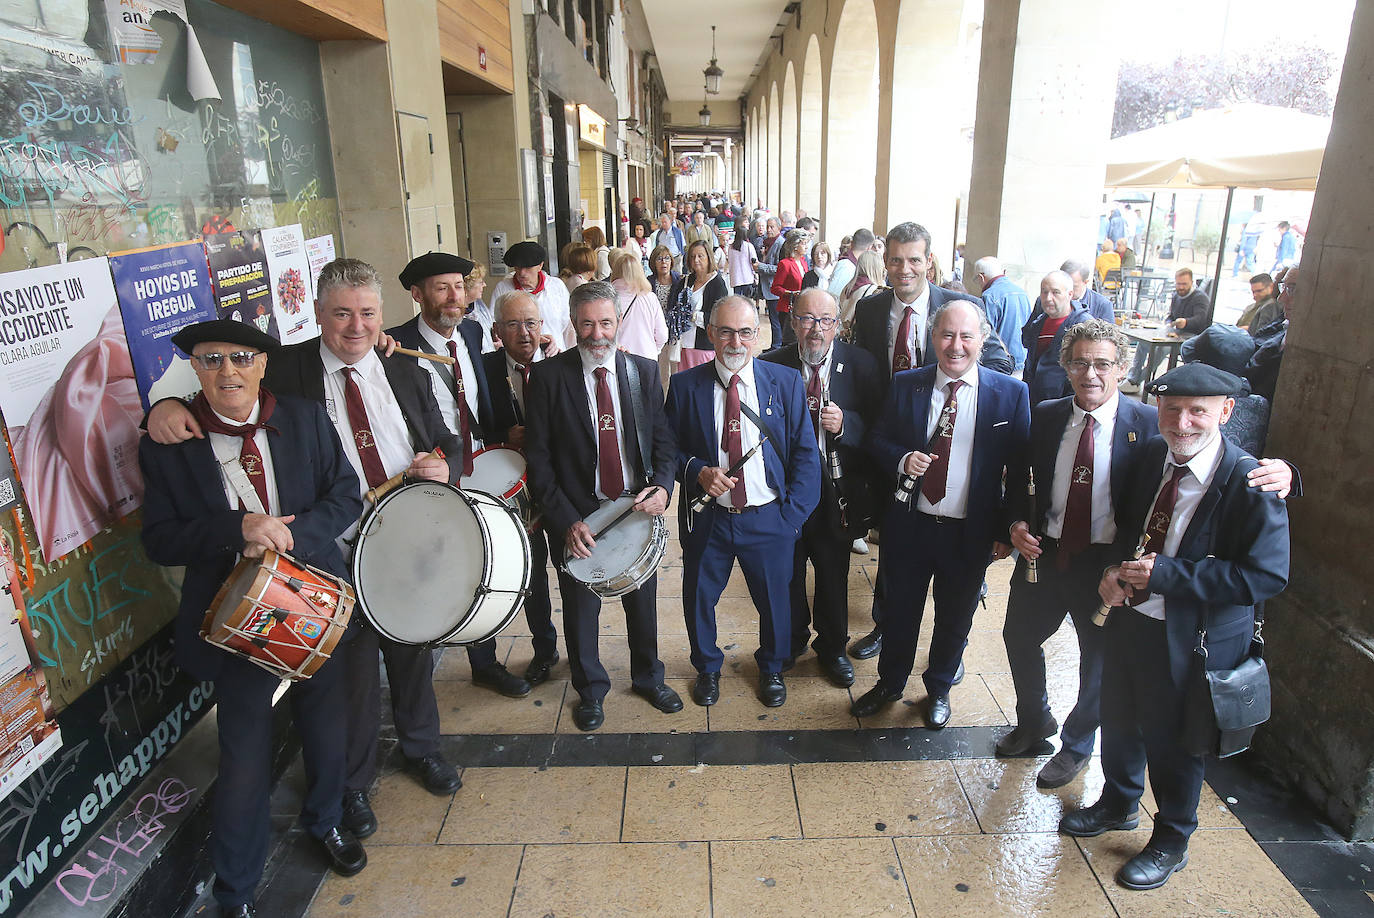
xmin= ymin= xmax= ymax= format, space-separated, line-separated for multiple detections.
xmin=515 ymin=270 xmax=547 ymax=296
xmin=188 ymin=388 xmax=279 ymax=437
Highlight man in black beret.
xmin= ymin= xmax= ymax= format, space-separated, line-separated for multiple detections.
xmin=140 ymin=319 xmax=367 ymax=917
xmin=490 ymin=240 xmax=574 ymax=353
xmin=1059 ymin=362 xmax=1290 ymax=892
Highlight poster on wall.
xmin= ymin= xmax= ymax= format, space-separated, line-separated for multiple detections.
xmin=103 ymin=0 xmax=187 ymax=64
xmin=205 ymin=230 xmax=279 ymax=340
xmin=0 ymin=540 xmax=60 ymax=803
xmin=0 ymin=258 xmax=145 ymax=563
xmin=261 ymin=224 xmax=318 ymax=343
xmin=305 ymin=233 xmax=335 ymax=300
xmin=110 ymin=240 xmax=217 ymax=410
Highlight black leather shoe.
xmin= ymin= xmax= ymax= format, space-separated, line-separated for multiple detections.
xmin=1116 ymin=846 xmax=1188 ymax=890
xmin=849 ymin=628 xmax=882 ymax=660
xmin=819 ymin=655 xmax=855 ymax=687
xmin=926 ymin=694 xmax=952 ymax=729
xmin=692 ymin=672 xmax=720 ymax=706
xmin=320 ymin=826 xmax=367 ymax=877
xmin=1059 ymin=800 xmax=1140 ymax=837
xmin=341 ymin=789 xmax=377 ymax=839
xmin=523 ymin=652 xmax=560 ymax=686
xmin=1037 ymin=748 xmax=1091 ymax=789
xmin=850 ymin=684 xmax=901 ymax=717
xmin=758 ymin=672 xmax=786 ymax=707
xmin=573 ymin=697 xmax=604 ymax=730
xmin=406 ymin=754 xmax=461 ymax=796
xmin=995 ymin=716 xmax=1059 ymax=757
xmin=473 ymin=663 xmax=532 ymax=698
xmin=224 ymin=906 xmax=256 ymax=918
xmin=634 ymin=683 xmax=684 ymax=713
xmin=952 ymin=660 xmax=966 ymax=685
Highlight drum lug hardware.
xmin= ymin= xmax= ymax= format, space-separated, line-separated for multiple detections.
xmin=252 ymin=636 xmax=270 ymax=649
xmin=285 ymin=577 xmax=305 ymax=592
xmin=272 ymin=608 xmax=290 ymax=622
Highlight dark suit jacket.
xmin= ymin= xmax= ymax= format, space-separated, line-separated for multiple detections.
xmin=851 ymin=286 xmax=1013 ymax=389
xmin=482 ymin=350 xmax=529 ymax=445
xmin=864 ymin=364 xmax=1031 ymax=548
xmin=524 ymin=348 xmax=676 ymax=538
xmin=761 ymin=340 xmax=882 ymax=535
xmin=1113 ymin=436 xmax=1289 ymax=687
xmin=665 ymin=358 xmax=821 ymax=536
xmin=386 ymin=314 xmax=494 ymax=442
xmin=139 ymin=395 xmax=362 ymax=681
xmin=263 ymin=337 xmax=464 ymax=482
xmin=1021 ymin=306 xmax=1091 ymax=405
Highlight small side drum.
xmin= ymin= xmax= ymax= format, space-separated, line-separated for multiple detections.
xmin=562 ymin=495 xmax=667 ymax=598
xmin=460 ymin=446 xmax=532 ymax=525
xmin=202 ymin=550 xmax=355 ymax=681
xmin=352 ymin=481 xmax=531 ymax=645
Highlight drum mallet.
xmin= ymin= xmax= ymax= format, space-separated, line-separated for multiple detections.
xmin=364 ymin=446 xmax=446 ymax=504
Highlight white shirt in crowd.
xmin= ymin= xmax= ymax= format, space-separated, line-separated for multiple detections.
xmin=711 ymin=358 xmax=779 ymax=509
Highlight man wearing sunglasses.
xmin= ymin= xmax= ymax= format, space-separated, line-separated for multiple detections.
xmin=761 ymin=288 xmax=881 ymax=689
xmin=665 ymin=296 xmax=820 ymax=708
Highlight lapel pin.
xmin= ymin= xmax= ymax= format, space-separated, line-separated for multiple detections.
xmin=836 ymin=362 xmax=844 ymax=373
xmin=1128 ymin=431 xmax=1137 ymax=442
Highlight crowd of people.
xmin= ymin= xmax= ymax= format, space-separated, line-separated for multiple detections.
xmin=139 ymin=193 xmax=1299 ymax=915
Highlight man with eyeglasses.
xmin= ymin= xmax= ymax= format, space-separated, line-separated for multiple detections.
xmin=1022 ymin=271 xmax=1091 ymax=406
xmin=139 ymin=319 xmax=367 ymax=917
xmin=999 ymin=320 xmax=1294 ymax=789
xmin=761 ymin=289 xmax=881 ymax=688
xmin=665 ymin=296 xmax=820 ymax=708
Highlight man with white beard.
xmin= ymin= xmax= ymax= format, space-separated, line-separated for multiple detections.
xmin=665 ymin=296 xmax=821 ymax=709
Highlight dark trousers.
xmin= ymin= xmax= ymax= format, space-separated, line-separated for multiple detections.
xmin=343 ymin=623 xmax=440 ymax=792
xmin=212 ymin=651 xmax=345 ymax=909
xmin=467 ymin=527 xmax=559 ymax=668
xmin=765 ymin=300 xmax=783 ymax=350
xmin=788 ymin=506 xmax=852 ymax=659
xmin=876 ymin=510 xmax=989 ymax=697
xmin=555 ymin=568 xmax=664 ymax=701
xmin=682 ymin=502 xmax=795 ymax=674
xmin=1002 ymin=542 xmax=1110 ymax=757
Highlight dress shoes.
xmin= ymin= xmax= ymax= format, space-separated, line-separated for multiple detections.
xmin=523 ymin=651 xmax=560 ymax=686
xmin=341 ymin=789 xmax=377 ymax=839
xmin=1059 ymin=800 xmax=1140 ymax=837
xmin=819 ymin=655 xmax=855 ymax=687
xmin=634 ymin=683 xmax=684 ymax=713
xmin=572 ymin=697 xmax=604 ymax=731
xmin=952 ymin=660 xmax=966 ymax=685
xmin=692 ymin=672 xmax=720 ymax=706
xmin=925 ymin=694 xmax=952 ymax=729
xmin=472 ymin=663 xmax=532 ymax=698
xmin=995 ymin=717 xmax=1059 ymax=757
xmin=758 ymin=672 xmax=786 ymax=707
xmin=850 ymin=684 xmax=901 ymax=717
xmin=1116 ymin=846 xmax=1188 ymax=890
xmin=406 ymin=754 xmax=461 ymax=796
xmin=319 ymin=826 xmax=367 ymax=877
xmin=224 ymin=906 xmax=256 ymax=918
xmin=1036 ymin=748 xmax=1091 ymax=788
xmin=849 ymin=628 xmax=882 ymax=660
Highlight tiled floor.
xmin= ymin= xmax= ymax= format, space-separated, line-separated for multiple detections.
xmin=225 ymin=512 xmax=1367 ymax=917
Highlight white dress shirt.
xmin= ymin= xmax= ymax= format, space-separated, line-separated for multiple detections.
xmin=1045 ymin=393 xmax=1119 ymax=544
xmin=712 ymin=359 xmax=780 ymax=508
xmin=207 ymin=401 xmax=279 ymax=515
xmin=417 ymin=318 xmax=482 ymax=443
xmin=1133 ymin=432 xmax=1225 ymax=621
xmin=490 ymin=274 xmax=572 ymax=354
xmin=902 ymin=364 xmax=979 ymax=518
xmin=887 ymin=285 xmax=931 ymax=371
xmin=320 ymin=343 xmax=416 ymax=497
xmin=580 ymin=349 xmax=633 ymax=500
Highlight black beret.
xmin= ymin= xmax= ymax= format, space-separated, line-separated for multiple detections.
xmin=1187 ymin=325 xmax=1256 ymax=376
xmin=172 ymin=318 xmax=279 ymax=356
xmin=503 ymin=241 xmax=546 ymax=268
xmin=1147 ymin=362 xmax=1243 ymax=398
xmin=399 ymin=251 xmax=474 ymax=289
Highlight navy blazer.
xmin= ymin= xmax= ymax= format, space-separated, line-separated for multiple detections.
xmin=482 ymin=349 xmax=528 ymax=445
xmin=1112 ymin=435 xmax=1289 ymax=687
xmin=139 ymin=395 xmax=362 ymax=681
xmin=851 ymin=286 xmax=1014 ymax=389
xmin=386 ymin=314 xmax=495 ymax=443
xmin=1021 ymin=306 xmax=1091 ymax=405
xmin=864 ymin=364 xmax=1030 ymax=547
xmin=523 ymin=348 xmax=676 ymax=538
xmin=664 ymin=357 xmax=821 ymax=536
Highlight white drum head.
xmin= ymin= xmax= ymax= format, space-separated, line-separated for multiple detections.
xmin=564 ymin=495 xmax=655 ymax=584
xmin=461 ymin=447 xmax=526 ymax=498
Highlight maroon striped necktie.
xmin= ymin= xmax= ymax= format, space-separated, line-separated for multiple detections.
xmin=920 ymin=380 xmax=964 ymax=504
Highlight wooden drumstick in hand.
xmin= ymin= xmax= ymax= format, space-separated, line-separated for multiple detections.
xmin=365 ymin=447 xmax=447 ymax=504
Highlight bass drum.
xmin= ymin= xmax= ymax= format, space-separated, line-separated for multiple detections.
xmin=352 ymin=482 xmax=531 ymax=644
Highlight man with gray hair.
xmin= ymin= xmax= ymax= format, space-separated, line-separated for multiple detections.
xmin=828 ymin=227 xmax=876 ymax=301
xmin=1061 ymin=259 xmax=1115 ymax=322
xmin=973 ymin=255 xmax=1033 ymax=374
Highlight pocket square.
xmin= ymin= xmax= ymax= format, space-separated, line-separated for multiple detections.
xmin=993 ymin=420 xmax=1010 ymax=427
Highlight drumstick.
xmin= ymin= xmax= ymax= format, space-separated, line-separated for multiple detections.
xmin=591 ymin=502 xmax=639 ymax=540
xmin=393 ymin=345 xmax=456 ymax=366
xmin=364 ymin=446 xmax=447 ymax=504
xmin=688 ymin=438 xmax=767 ymax=514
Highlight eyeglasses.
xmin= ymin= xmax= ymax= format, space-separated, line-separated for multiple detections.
xmin=1065 ymin=359 xmax=1118 ymax=375
xmin=792 ymin=315 xmax=837 ymax=330
xmin=711 ymin=325 xmax=758 ymax=341
xmin=192 ymin=351 xmax=261 ymax=370
xmin=499 ymin=319 xmax=542 ymax=332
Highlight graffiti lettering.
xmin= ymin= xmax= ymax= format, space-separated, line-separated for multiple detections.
xmin=0 ymin=132 xmax=147 ymax=212
xmin=17 ymin=82 xmax=140 ymax=130
xmin=255 ymin=80 xmax=323 ymax=124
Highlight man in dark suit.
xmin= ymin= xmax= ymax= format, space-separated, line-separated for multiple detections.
xmin=761 ymin=288 xmax=880 ymax=688
xmin=480 ymin=289 xmax=559 ymax=684
xmin=386 ymin=252 xmax=528 ymax=698
xmin=1060 ymin=363 xmax=1290 ymax=891
xmin=140 ymin=320 xmax=366 ymax=917
xmin=666 ymin=295 xmax=821 ymax=708
xmin=1062 ymin=259 xmax=1117 ymax=323
xmin=524 ymin=281 xmax=681 ymax=731
xmin=1021 ymin=270 xmax=1091 ymax=406
xmin=853 ymin=300 xmax=1030 ymax=727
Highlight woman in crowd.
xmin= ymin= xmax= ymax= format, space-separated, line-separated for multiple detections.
xmin=648 ymin=244 xmax=683 ymax=385
xmin=609 ymin=249 xmax=669 ymax=361
xmin=582 ymin=225 xmax=612 ymax=280
xmin=559 ymin=242 xmax=596 ymax=294
xmin=669 ymin=239 xmax=730 ymax=370
xmin=464 ymin=263 xmax=496 ymax=352
xmin=624 ymin=221 xmax=651 ymax=272
xmin=727 ymin=227 xmax=759 ymax=302
xmin=769 ymin=229 xmax=809 ymax=348
xmin=840 ymin=249 xmax=888 ymax=331
xmin=926 ymin=251 xmax=946 ymax=289
xmin=803 ymin=242 xmax=834 ymax=290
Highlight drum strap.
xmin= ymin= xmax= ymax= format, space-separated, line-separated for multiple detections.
xmin=622 ymin=354 xmax=654 ymax=489
xmin=413 ymin=335 xmax=458 ymax=394
xmin=218 ymin=456 xmax=268 ymax=515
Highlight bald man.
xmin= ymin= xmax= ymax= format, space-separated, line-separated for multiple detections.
xmin=1022 ymin=271 xmax=1091 ymax=406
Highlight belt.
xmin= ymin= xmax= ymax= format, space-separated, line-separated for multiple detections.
xmin=718 ymin=500 xmax=777 ymax=514
xmin=916 ymin=510 xmax=964 ymax=524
